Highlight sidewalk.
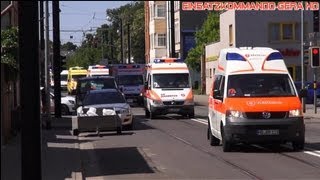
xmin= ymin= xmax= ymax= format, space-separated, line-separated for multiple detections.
xmin=194 ymin=94 xmax=320 ymax=119
xmin=1 ymin=117 xmax=82 ymax=180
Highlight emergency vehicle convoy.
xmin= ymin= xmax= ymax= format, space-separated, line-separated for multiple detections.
xmin=207 ymin=47 xmax=306 ymax=152
xmin=143 ymin=58 xmax=194 ymax=119
xmin=87 ymin=64 xmax=110 ymax=77
xmin=67 ymin=66 xmax=87 ymax=95
xmin=110 ymin=64 xmax=145 ymax=105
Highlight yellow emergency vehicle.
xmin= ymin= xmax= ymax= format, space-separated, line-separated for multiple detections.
xmin=67 ymin=66 xmax=87 ymax=94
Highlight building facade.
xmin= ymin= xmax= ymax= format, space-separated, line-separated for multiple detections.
xmin=205 ymin=10 xmax=319 ymax=94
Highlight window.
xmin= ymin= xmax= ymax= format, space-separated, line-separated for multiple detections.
xmin=229 ymin=24 xmax=233 ymax=46
xmin=150 ymin=34 xmax=154 ymax=49
xmin=156 ymin=4 xmax=165 ymax=18
xmin=269 ymin=23 xmax=296 ymax=41
xmin=174 ymin=1 xmax=180 ymax=11
xmin=175 ymin=20 xmax=180 ymax=43
xmin=157 ymin=34 xmax=166 ymax=47
xmin=209 ymin=69 xmax=212 ymax=78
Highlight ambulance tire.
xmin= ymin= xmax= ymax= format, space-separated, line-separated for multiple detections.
xmin=221 ymin=125 xmax=233 ymax=152
xmin=188 ymin=112 xmax=195 ymax=118
xmin=145 ymin=108 xmax=150 ymax=118
xmin=208 ymin=122 xmax=220 ymax=146
xmin=292 ymin=140 xmax=304 ymax=151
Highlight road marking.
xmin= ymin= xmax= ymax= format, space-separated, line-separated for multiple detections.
xmin=304 ymin=151 xmax=320 ymax=158
xmin=190 ymin=118 xmax=208 ymax=125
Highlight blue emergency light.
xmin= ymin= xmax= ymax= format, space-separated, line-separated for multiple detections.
xmin=266 ymin=52 xmax=283 ymax=61
xmin=226 ymin=53 xmax=246 ymax=61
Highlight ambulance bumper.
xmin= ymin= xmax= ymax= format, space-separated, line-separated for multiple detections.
xmin=150 ymin=105 xmax=194 ymax=115
xmin=224 ymin=117 xmax=305 ymax=144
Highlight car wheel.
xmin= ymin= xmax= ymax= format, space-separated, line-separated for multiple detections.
xmin=188 ymin=111 xmax=195 ymax=118
xmin=292 ymin=140 xmax=304 ymax=151
xmin=221 ymin=126 xmax=232 ymax=152
xmin=73 ymin=129 xmax=79 ymax=136
xmin=116 ymin=127 xmax=122 ymax=135
xmin=208 ymin=122 xmax=220 ymax=146
xmin=61 ymin=105 xmax=70 ymax=115
xmin=149 ymin=110 xmax=154 ymax=119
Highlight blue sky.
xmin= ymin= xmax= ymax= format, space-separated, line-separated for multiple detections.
xmin=49 ymin=1 xmax=131 ymax=46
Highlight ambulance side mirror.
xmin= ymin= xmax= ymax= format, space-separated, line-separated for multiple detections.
xmin=299 ymin=89 xmax=308 ymax=98
xmin=144 ymin=82 xmax=149 ymax=90
xmin=213 ymin=89 xmax=223 ymax=100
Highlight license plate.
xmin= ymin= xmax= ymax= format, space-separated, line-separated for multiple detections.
xmin=127 ymin=99 xmax=133 ymax=103
xmin=257 ymin=129 xmax=279 ymax=136
xmin=168 ymin=108 xmax=180 ymax=112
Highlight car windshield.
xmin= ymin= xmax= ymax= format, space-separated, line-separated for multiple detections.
xmin=83 ymin=91 xmax=126 ymax=105
xmin=79 ymin=79 xmax=116 ymax=93
xmin=60 ymin=75 xmax=67 ymax=81
xmin=153 ymin=73 xmax=190 ymax=88
xmin=118 ymin=75 xmax=143 ymax=85
xmin=227 ymin=74 xmax=296 ymax=97
xmin=72 ymin=75 xmax=87 ymax=81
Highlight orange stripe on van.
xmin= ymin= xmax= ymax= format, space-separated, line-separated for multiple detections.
xmin=145 ymin=90 xmax=161 ymax=101
xmin=186 ymin=90 xmax=193 ymax=100
xmin=209 ymin=97 xmax=301 ymax=114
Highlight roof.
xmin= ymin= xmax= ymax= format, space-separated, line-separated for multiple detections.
xmin=216 ymin=47 xmax=289 ymax=75
xmin=78 ymin=76 xmax=115 ymax=81
xmin=87 ymin=89 xmax=120 ymax=94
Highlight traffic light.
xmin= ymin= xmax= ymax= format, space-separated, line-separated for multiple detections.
xmin=310 ymin=47 xmax=320 ymax=68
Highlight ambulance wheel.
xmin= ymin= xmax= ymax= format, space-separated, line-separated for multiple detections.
xmin=145 ymin=108 xmax=150 ymax=118
xmin=292 ymin=140 xmax=304 ymax=151
xmin=188 ymin=112 xmax=195 ymax=118
xmin=73 ymin=129 xmax=79 ymax=136
xmin=208 ymin=122 xmax=220 ymax=146
xmin=221 ymin=125 xmax=232 ymax=152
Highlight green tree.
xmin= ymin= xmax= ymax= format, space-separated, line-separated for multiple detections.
xmin=1 ymin=26 xmax=19 ymax=80
xmin=61 ymin=42 xmax=77 ymax=51
xmin=185 ymin=12 xmax=220 ymax=71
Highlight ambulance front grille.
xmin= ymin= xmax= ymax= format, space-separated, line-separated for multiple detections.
xmin=245 ymin=112 xmax=287 ymax=119
xmin=163 ymin=101 xmax=184 ymax=106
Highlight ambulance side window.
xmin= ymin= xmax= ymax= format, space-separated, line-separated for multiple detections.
xmin=220 ymin=76 xmax=225 ymax=98
xmin=213 ymin=75 xmax=222 ymax=99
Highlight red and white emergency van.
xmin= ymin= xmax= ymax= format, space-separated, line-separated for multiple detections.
xmin=144 ymin=58 xmax=194 ymax=119
xmin=207 ymin=47 xmax=306 ymax=152
xmin=87 ymin=64 xmax=109 ymax=77
xmin=110 ymin=64 xmax=145 ymax=105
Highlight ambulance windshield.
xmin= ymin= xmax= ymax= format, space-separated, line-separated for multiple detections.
xmin=118 ymin=75 xmax=144 ymax=86
xmin=227 ymin=74 xmax=296 ymax=97
xmin=153 ymin=73 xmax=190 ymax=88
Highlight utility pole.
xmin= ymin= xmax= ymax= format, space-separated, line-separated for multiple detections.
xmin=301 ymin=8 xmax=306 ymax=113
xmin=39 ymin=1 xmax=45 ymax=89
xmin=44 ymin=0 xmax=51 ymax=127
xmin=127 ymin=22 xmax=131 ymax=64
xmin=18 ymin=2 xmax=41 ymax=179
xmin=120 ymin=18 xmax=124 ymax=64
xmin=201 ymin=44 xmax=206 ymax=94
xmin=53 ymin=1 xmax=61 ymax=117
xmin=170 ymin=1 xmax=175 ymax=58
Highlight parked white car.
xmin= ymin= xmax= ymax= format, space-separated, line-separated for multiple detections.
xmin=49 ymin=92 xmax=75 ymax=115
xmin=77 ymin=89 xmax=133 ymax=129
xmin=60 ymin=70 xmax=68 ymax=91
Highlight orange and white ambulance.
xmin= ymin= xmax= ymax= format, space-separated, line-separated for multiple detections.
xmin=87 ymin=64 xmax=110 ymax=77
xmin=207 ymin=47 xmax=306 ymax=152
xmin=144 ymin=58 xmax=194 ymax=119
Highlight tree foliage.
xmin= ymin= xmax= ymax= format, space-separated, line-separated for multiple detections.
xmin=1 ymin=26 xmax=18 ymax=70
xmin=185 ymin=12 xmax=220 ymax=72
xmin=61 ymin=42 xmax=77 ymax=51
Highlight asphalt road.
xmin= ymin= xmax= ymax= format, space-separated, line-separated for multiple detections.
xmin=73 ymin=104 xmax=320 ymax=179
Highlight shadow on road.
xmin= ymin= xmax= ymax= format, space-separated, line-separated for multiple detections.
xmin=81 ymin=147 xmax=155 ymax=177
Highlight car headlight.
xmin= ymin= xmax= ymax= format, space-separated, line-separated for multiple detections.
xmin=153 ymin=100 xmax=163 ymax=105
xmin=68 ymin=100 xmax=75 ymax=104
xmin=184 ymin=99 xmax=194 ymax=105
xmin=227 ymin=110 xmax=243 ymax=118
xmin=289 ymin=109 xmax=302 ymax=117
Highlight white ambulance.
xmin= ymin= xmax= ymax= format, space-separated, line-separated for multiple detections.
xmin=111 ymin=64 xmax=145 ymax=105
xmin=144 ymin=58 xmax=194 ymax=119
xmin=207 ymin=47 xmax=306 ymax=152
xmin=87 ymin=64 xmax=110 ymax=77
